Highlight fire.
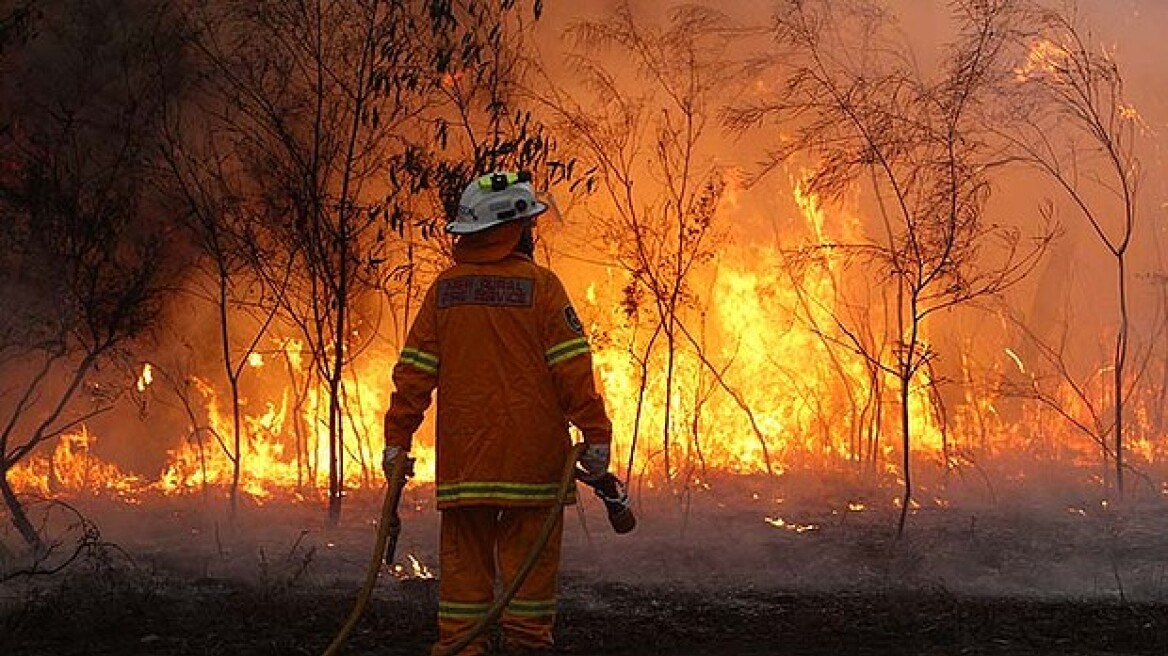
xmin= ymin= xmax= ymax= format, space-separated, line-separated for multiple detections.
xmin=7 ymin=178 xmax=1167 ymax=507
xmin=11 ymin=339 xmax=436 ymax=504
xmin=1004 ymin=348 xmax=1025 ymax=375
xmin=7 ymin=427 xmax=145 ymax=503
xmin=148 ymin=339 xmax=437 ymax=499
xmin=587 ymin=182 xmax=946 ymax=483
xmin=392 ymin=553 xmax=436 ymax=580
xmin=764 ymin=516 xmax=818 ymax=533
xmin=1013 ymin=38 xmax=1070 ymax=82
xmin=136 ymin=363 xmax=154 ymax=392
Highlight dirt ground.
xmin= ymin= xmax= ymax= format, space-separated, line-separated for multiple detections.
xmin=2 ymin=477 xmax=1168 ymax=655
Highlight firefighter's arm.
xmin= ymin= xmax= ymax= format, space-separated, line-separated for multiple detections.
xmin=550 ymin=351 xmax=612 ymax=471
xmin=542 ymin=275 xmax=613 ymax=474
xmin=383 ymin=285 xmax=440 ymax=464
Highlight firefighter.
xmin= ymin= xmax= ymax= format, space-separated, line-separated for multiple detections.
xmin=382 ymin=171 xmax=613 ymax=655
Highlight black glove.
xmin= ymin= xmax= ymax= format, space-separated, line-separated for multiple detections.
xmin=577 ymin=443 xmax=610 ymax=480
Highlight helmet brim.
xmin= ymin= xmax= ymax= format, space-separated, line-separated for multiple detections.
xmin=446 ymin=201 xmax=549 ymax=234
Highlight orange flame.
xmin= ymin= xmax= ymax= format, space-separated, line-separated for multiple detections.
xmin=8 ymin=181 xmax=1166 ymax=505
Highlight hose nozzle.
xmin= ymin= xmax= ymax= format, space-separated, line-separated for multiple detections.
xmin=577 ymin=471 xmax=636 ymax=534
xmin=383 ymin=456 xmax=416 ymax=566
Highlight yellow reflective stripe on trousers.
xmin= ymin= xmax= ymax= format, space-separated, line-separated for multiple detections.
xmin=437 ymin=481 xmax=563 ymax=504
xmin=504 ymin=598 xmax=557 ymax=618
xmin=545 ymin=337 xmax=590 ymax=366
xmin=438 ymin=600 xmax=492 ymax=620
xmin=399 ymin=347 xmax=438 ymax=373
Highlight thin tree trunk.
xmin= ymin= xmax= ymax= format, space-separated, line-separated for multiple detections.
xmin=624 ymin=328 xmax=659 ymax=488
xmin=0 ymin=468 xmax=42 ymax=550
xmin=218 ymin=271 xmax=244 ymax=517
xmin=1114 ymin=255 xmax=1128 ymax=496
xmin=229 ymin=385 xmax=243 ymax=514
xmin=897 ymin=367 xmax=912 ymax=538
xmin=327 ymin=375 xmax=343 ymax=526
xmin=662 ymin=324 xmax=676 ymax=482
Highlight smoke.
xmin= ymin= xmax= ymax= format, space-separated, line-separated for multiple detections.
xmin=537 ymin=0 xmax=1168 ymax=417
xmin=6 ymin=3 xmax=1168 ymax=598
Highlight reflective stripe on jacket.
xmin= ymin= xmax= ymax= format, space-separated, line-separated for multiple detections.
xmin=384 ymin=221 xmax=612 ymax=508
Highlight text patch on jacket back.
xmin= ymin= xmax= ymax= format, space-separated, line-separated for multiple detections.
xmin=437 ymin=275 xmax=535 ymax=309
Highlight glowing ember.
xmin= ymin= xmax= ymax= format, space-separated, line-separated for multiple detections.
xmin=136 ymin=363 xmax=154 ymax=392
xmin=764 ymin=516 xmax=819 ymax=533
xmin=1013 ymin=38 xmax=1070 ymax=82
xmin=391 ymin=553 xmax=436 ymax=580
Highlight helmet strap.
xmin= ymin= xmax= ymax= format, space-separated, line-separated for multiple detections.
xmin=515 ymin=221 xmax=535 ymax=257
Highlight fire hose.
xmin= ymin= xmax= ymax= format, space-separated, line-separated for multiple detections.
xmin=321 ymin=450 xmax=415 ymax=656
xmin=322 ymin=442 xmax=634 ymax=656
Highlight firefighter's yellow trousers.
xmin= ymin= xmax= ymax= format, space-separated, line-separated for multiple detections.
xmin=432 ymin=505 xmax=564 ymax=656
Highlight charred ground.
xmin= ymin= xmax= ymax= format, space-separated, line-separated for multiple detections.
xmin=3 ymin=481 xmax=1168 ymax=655
xmin=3 ymin=576 xmax=1166 ymax=655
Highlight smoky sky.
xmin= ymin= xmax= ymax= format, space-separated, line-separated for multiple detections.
xmin=535 ymin=0 xmax=1168 ymax=377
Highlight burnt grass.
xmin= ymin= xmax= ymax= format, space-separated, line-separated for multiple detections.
xmin=3 ymin=483 xmax=1168 ymax=655
xmin=1 ymin=574 xmax=1166 ymax=655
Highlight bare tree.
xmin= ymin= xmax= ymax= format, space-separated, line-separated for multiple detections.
xmin=995 ymin=2 xmax=1144 ymax=496
xmin=771 ymin=208 xmax=893 ymax=474
xmin=999 ymin=303 xmax=1127 ymax=471
xmin=0 ymin=0 xmax=190 ymax=548
xmin=727 ymin=0 xmax=1051 ymax=535
xmin=182 ymin=0 xmax=554 ymax=524
xmin=157 ymin=106 xmax=289 ymax=514
xmin=534 ymin=3 xmax=754 ymax=488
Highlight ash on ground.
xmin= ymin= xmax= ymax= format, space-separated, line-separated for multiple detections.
xmin=2 ymin=482 xmax=1167 ymax=655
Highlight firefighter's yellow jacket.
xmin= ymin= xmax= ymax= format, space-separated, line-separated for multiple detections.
xmin=384 ymin=221 xmax=612 ymax=509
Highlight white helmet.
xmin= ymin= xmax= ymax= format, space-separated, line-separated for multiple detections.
xmin=448 ymin=171 xmax=548 ymax=235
